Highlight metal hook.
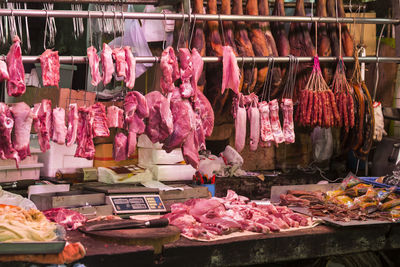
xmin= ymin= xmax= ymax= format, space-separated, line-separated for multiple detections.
xmin=23 ymin=3 xmax=30 ymax=53
xmin=88 ymin=10 xmax=93 ymax=47
xmin=113 ymin=9 xmax=117 ymax=43
xmin=188 ymin=14 xmax=197 ymax=50
xmin=176 ymin=3 xmax=186 ymax=51
xmin=43 ymin=9 xmax=48 ymax=50
xmin=120 ymin=9 xmax=125 ymax=47
xmin=162 ymin=10 xmax=167 ymax=50
xmin=219 ymin=14 xmax=226 ymax=46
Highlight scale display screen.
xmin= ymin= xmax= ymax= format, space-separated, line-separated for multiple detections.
xmin=107 ymin=194 xmax=166 ymax=214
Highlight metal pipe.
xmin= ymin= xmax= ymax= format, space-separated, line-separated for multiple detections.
xmin=2 ymin=56 xmax=400 ymax=64
xmin=0 ymin=9 xmax=397 ymax=24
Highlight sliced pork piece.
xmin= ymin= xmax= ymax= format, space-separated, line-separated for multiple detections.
xmin=91 ymin=103 xmax=110 ymax=138
xmin=234 ymin=94 xmax=246 ymax=153
xmin=124 ymin=46 xmax=136 ymax=89
xmin=248 ymin=98 xmax=260 ymax=151
xmin=160 ymin=47 xmax=180 ymax=94
xmin=259 ymin=101 xmax=274 ymax=146
xmin=222 ymin=46 xmax=240 ymax=95
xmin=6 ymin=36 xmax=25 ymax=97
xmin=66 ymin=103 xmax=78 ymax=146
xmin=113 ymin=132 xmax=128 ymax=161
xmin=112 ymin=47 xmax=127 ymax=78
xmin=178 ymin=48 xmax=196 ymax=99
xmin=101 ymin=43 xmax=114 ymax=86
xmin=52 ymin=107 xmax=67 ymax=145
xmin=269 ymin=99 xmax=285 ymax=144
xmin=32 ymin=99 xmax=52 ymax=153
xmin=281 ymin=98 xmax=295 ymax=143
xmin=0 ymin=60 xmax=9 ymax=81
xmin=75 ymin=107 xmax=95 ymax=160
xmin=10 ymin=102 xmax=33 ymax=160
xmin=107 ymin=105 xmax=124 ymax=128
xmin=0 ymin=103 xmax=20 ymax=166
xmin=87 ymin=46 xmax=102 ymax=86
xmin=39 ymin=49 xmax=60 ymax=87
xmin=145 ymin=91 xmax=173 ymax=143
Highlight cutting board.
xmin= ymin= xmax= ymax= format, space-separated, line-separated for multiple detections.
xmin=81 ymin=226 xmax=180 ymax=253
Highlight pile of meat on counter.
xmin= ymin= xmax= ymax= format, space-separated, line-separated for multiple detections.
xmin=163 ymin=190 xmax=313 ymax=240
xmin=280 ymin=174 xmax=400 ymax=222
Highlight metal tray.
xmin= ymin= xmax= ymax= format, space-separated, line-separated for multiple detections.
xmin=0 ymin=240 xmax=66 ymax=255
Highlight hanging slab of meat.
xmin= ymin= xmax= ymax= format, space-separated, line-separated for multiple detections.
xmin=32 ymin=99 xmax=52 ymax=153
xmin=281 ymin=98 xmax=295 ymax=143
xmin=6 ymin=36 xmax=25 ymax=97
xmin=39 ymin=49 xmax=60 ymax=87
xmin=234 ymin=94 xmax=246 ymax=153
xmin=0 ymin=103 xmax=20 ymax=166
xmin=87 ymin=46 xmax=102 ymax=86
xmin=337 ymin=0 xmax=354 ymax=57
xmin=269 ymin=99 xmax=285 ymax=144
xmin=124 ymin=46 xmax=136 ymax=89
xmin=233 ymin=0 xmax=257 ymax=93
xmin=52 ymin=107 xmax=67 ymax=145
xmin=112 ymin=47 xmax=127 ymax=79
xmin=101 ymin=43 xmax=114 ymax=86
xmin=0 ymin=60 xmax=9 ymax=82
xmin=182 ymin=130 xmax=200 ymax=169
xmin=289 ymin=0 xmax=316 ymax=99
xmin=10 ymin=102 xmax=33 ymax=160
xmin=191 ymin=0 xmax=206 ymax=92
xmin=75 ymin=107 xmax=95 ymax=160
xmin=91 ymin=103 xmax=110 ymax=138
xmin=326 ymin=0 xmax=340 ymax=57
xmin=247 ymin=97 xmax=260 ymax=151
xmin=160 ymin=47 xmax=180 ymax=95
xmin=66 ymin=103 xmax=78 ymax=147
xmin=145 ymin=91 xmax=173 ymax=144
xmin=178 ymin=48 xmax=196 ymax=99
xmin=113 ymin=132 xmax=128 ymax=161
xmin=259 ymin=101 xmax=274 ymax=146
xmin=191 ymin=48 xmax=204 ymax=92
xmin=107 ymin=105 xmax=124 ymax=128
xmin=193 ymin=90 xmax=214 ymax=137
xmin=132 ymin=91 xmax=149 ymax=118
xmin=222 ymin=46 xmax=240 ymax=95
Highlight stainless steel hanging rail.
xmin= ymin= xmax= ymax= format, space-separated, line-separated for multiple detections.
xmin=0 ymin=9 xmax=397 ymax=24
xmin=2 ymin=56 xmax=399 ymax=64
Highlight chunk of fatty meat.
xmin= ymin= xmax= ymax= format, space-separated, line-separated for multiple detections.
xmin=0 ymin=60 xmax=9 ymax=81
xmin=234 ymin=95 xmax=246 ymax=153
xmin=221 ymin=46 xmax=240 ymax=95
xmin=112 ymin=47 xmax=127 ymax=78
xmin=6 ymin=36 xmax=25 ymax=97
xmin=191 ymin=48 xmax=204 ymax=92
xmin=107 ymin=105 xmax=124 ymax=128
xmin=101 ymin=43 xmax=114 ymax=86
xmin=182 ymin=130 xmax=200 ymax=169
xmin=52 ymin=107 xmax=67 ymax=145
xmin=66 ymin=103 xmax=78 ymax=146
xmin=259 ymin=101 xmax=274 ymax=146
xmin=178 ymin=48 xmax=196 ymax=99
xmin=39 ymin=49 xmax=60 ymax=87
xmin=248 ymin=100 xmax=260 ymax=151
xmin=87 ymin=46 xmax=102 ymax=86
xmin=0 ymin=103 xmax=20 ymax=167
xmin=124 ymin=46 xmax=136 ymax=89
xmin=131 ymin=91 xmax=149 ymax=119
xmin=74 ymin=107 xmax=95 ymax=160
xmin=10 ymin=102 xmax=33 ymax=160
xmin=91 ymin=103 xmax=110 ymax=138
xmin=43 ymin=208 xmax=87 ymax=231
xmin=160 ymin=47 xmax=180 ymax=94
xmin=193 ymin=90 xmax=214 ymax=137
xmin=269 ymin=99 xmax=285 ymax=144
xmin=32 ymin=99 xmax=52 ymax=153
xmin=145 ymin=91 xmax=174 ymax=144
xmin=113 ymin=132 xmax=128 ymax=161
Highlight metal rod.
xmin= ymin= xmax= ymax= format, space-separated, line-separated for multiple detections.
xmin=0 ymin=9 xmax=397 ymax=24
xmin=2 ymin=56 xmax=399 ymax=64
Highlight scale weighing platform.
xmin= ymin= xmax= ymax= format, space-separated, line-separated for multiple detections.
xmin=84 ymin=183 xmax=166 ymax=216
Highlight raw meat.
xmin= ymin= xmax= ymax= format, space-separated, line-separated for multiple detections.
xmin=269 ymin=99 xmax=285 ymax=144
xmin=221 ymin=45 xmax=240 ymax=95
xmin=221 ymin=0 xmax=240 ymax=60
xmin=281 ymin=98 xmax=295 ymax=143
xmin=6 ymin=36 xmax=25 ymax=97
xmin=66 ymin=103 xmax=78 ymax=146
xmin=178 ymin=48 xmax=196 ymax=99
xmin=145 ymin=91 xmax=174 ymax=143
xmin=193 ymin=90 xmax=214 ymax=137
xmin=43 ymin=208 xmax=87 ymax=231
xmin=0 ymin=60 xmax=9 ymax=81
xmin=247 ymin=98 xmax=260 ymax=151
xmin=32 ymin=99 xmax=52 ymax=153
xmin=132 ymin=91 xmax=149 ymax=118
xmin=91 ymin=102 xmax=110 ymax=138
xmin=39 ymin=49 xmax=60 ymax=87
xmin=234 ymin=94 xmax=246 ymax=153
xmin=259 ymin=101 xmax=274 ymax=146
xmin=112 ymin=47 xmax=127 ymax=78
xmin=10 ymin=102 xmax=33 ymax=160
xmin=113 ymin=132 xmax=128 ymax=161
xmin=124 ymin=46 xmax=136 ymax=89
xmin=107 ymin=105 xmax=124 ymax=128
xmin=75 ymin=107 xmax=95 ymax=160
xmin=101 ymin=43 xmax=114 ymax=86
xmin=52 ymin=107 xmax=67 ymax=145
xmin=190 ymin=0 xmax=206 ymax=92
xmin=160 ymin=46 xmax=180 ymax=94
xmin=0 ymin=103 xmax=20 ymax=166
xmin=182 ymin=131 xmax=200 ymax=169
xmin=191 ymin=49 xmax=204 ymax=93
xmin=87 ymin=46 xmax=102 ymax=86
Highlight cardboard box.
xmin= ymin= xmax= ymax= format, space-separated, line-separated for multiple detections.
xmin=94 ymin=143 xmax=138 ymax=167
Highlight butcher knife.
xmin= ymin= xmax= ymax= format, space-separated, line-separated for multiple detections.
xmin=79 ymin=218 xmax=169 ymax=232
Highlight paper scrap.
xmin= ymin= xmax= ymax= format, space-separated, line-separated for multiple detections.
xmin=141 ymin=180 xmax=184 ymax=191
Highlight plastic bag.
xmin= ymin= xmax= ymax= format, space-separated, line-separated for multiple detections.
xmin=0 ymin=186 xmax=37 ymax=210
xmin=311 ymin=127 xmax=333 ymax=162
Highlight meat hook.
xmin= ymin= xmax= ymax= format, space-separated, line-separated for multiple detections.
xmin=24 ymin=3 xmax=31 ymax=54
xmin=188 ymin=14 xmax=196 ymax=51
xmin=219 ymin=14 xmax=226 ymax=46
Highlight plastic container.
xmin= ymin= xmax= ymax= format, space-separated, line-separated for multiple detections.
xmin=149 ymin=164 xmax=196 ymax=181
xmin=35 ymin=63 xmax=77 ymax=88
xmin=0 ymin=163 xmax=43 ymax=182
xmin=138 ymin=148 xmax=184 ymax=166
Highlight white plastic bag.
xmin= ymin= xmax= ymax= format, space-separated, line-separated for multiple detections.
xmin=311 ymin=127 xmax=333 ymax=162
xmin=0 ymin=186 xmax=37 ymax=210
